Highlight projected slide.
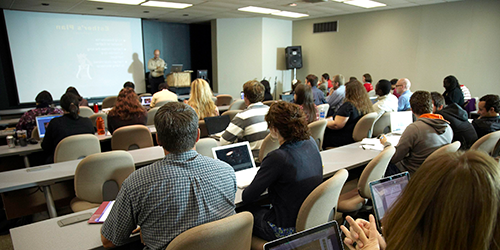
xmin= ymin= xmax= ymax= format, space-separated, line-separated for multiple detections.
xmin=4 ymin=10 xmax=145 ymax=103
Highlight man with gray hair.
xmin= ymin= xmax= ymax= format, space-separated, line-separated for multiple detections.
xmin=101 ymin=102 xmax=236 ymax=249
xmin=326 ymin=74 xmax=345 ymax=117
xmin=396 ymin=78 xmax=413 ymax=111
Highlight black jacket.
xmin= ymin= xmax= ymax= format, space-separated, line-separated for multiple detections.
xmin=443 ymin=87 xmax=464 ymax=107
xmin=472 ymin=116 xmax=500 ymax=139
xmin=436 ymin=103 xmax=477 ymax=149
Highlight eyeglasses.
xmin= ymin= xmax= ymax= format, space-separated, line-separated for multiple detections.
xmin=396 ymin=85 xmax=403 ymax=87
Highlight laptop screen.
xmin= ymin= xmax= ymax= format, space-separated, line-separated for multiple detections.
xmin=264 ymin=220 xmax=344 ymax=250
xmin=280 ymin=94 xmax=294 ymax=103
xmin=204 ymin=115 xmax=231 ymax=135
xmin=170 ymin=64 xmax=183 ymax=73
xmin=390 ymin=111 xmax=413 ymax=134
xmin=141 ymin=96 xmax=152 ymax=106
xmin=369 ymin=172 xmax=410 ymax=226
xmin=212 ymin=141 xmax=256 ymax=172
xmin=36 ymin=114 xmax=63 ymax=138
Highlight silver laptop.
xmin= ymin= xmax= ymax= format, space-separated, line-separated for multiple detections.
xmin=35 ymin=114 xmax=63 ymax=138
xmin=390 ymin=111 xmax=413 ymax=135
xmin=170 ymin=64 xmax=183 ymax=73
xmin=141 ymin=96 xmax=152 ymax=106
xmin=212 ymin=141 xmax=259 ymax=189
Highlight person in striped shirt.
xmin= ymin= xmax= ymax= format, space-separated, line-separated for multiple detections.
xmin=220 ymin=80 xmax=270 ymax=157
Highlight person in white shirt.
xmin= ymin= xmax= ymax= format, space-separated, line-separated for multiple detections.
xmin=372 ymin=79 xmax=398 ymax=115
xmin=150 ymin=83 xmax=178 ymax=108
xmin=147 ymin=49 xmax=166 ymax=94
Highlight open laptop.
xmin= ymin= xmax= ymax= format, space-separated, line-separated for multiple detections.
xmin=280 ymin=94 xmax=294 ymax=103
xmin=212 ymin=141 xmax=258 ymax=189
xmin=204 ymin=115 xmax=231 ymax=137
xmin=140 ymin=96 xmax=153 ymax=106
xmin=170 ymin=64 xmax=183 ymax=73
xmin=264 ymin=220 xmax=344 ymax=250
xmin=36 ymin=114 xmax=63 ymax=138
xmin=390 ymin=111 xmax=413 ymax=135
xmin=369 ymin=172 xmax=410 ymax=230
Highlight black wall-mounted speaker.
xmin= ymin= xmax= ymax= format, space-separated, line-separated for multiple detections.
xmin=285 ymin=46 xmax=302 ymax=69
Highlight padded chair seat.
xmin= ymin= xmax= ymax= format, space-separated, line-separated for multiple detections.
xmin=70 ymin=197 xmax=100 ymax=212
xmin=337 ymin=188 xmax=366 ymax=213
xmin=251 ymin=236 xmax=267 ymax=250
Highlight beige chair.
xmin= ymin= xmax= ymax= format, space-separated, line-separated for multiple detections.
xmin=229 ymin=99 xmax=247 ymax=110
xmin=216 ymin=94 xmax=233 ymax=106
xmin=295 ymin=169 xmax=349 ymax=232
xmin=166 ymin=212 xmax=253 ymax=250
xmin=139 ymin=93 xmax=152 ymax=98
xmin=79 ymin=106 xmax=95 ymax=118
xmin=211 ymin=96 xmax=217 ymax=104
xmin=337 ymin=146 xmax=396 ymax=214
xmin=111 ymin=125 xmax=154 ymax=151
xmin=470 ymin=131 xmax=500 ymax=155
xmin=54 ymin=134 xmax=101 ymax=163
xmin=308 ymin=119 xmax=327 ymax=150
xmin=70 ymin=151 xmax=135 ymax=212
xmin=147 ymin=107 xmax=160 ymax=125
xmin=102 ymin=96 xmax=117 ymax=109
xmin=196 ymin=138 xmax=218 ymax=158
xmin=89 ymin=113 xmax=108 ymax=130
xmin=492 ymin=139 xmax=500 ymax=158
xmin=352 ymin=112 xmax=378 ymax=142
xmin=199 ymin=120 xmax=209 ymax=138
xmin=31 ymin=126 xmax=40 ymax=141
xmin=154 ymin=100 xmax=173 ymax=108
xmin=263 ymin=100 xmax=276 ymax=107
xmin=422 ymin=141 xmax=461 ymax=165
xmin=258 ymin=133 xmax=280 ymax=163
xmin=371 ymin=112 xmax=391 ymax=138
xmin=221 ymin=110 xmax=240 ymax=121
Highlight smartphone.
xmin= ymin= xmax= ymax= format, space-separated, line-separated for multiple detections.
xmin=240 ymin=92 xmax=244 ymax=99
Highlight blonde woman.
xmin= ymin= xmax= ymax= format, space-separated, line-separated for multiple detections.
xmin=185 ymin=79 xmax=219 ymax=120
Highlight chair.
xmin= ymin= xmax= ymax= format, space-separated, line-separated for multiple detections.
xmin=147 ymin=107 xmax=160 ymax=125
xmin=470 ymin=131 xmax=500 ymax=155
xmin=165 ymin=212 xmax=253 ymax=250
xmin=492 ymin=139 xmax=500 ymax=158
xmin=139 ymin=93 xmax=152 ymax=98
xmin=308 ymin=120 xmax=327 ymax=150
xmin=221 ymin=110 xmax=240 ymax=121
xmin=216 ymin=94 xmax=233 ymax=106
xmin=422 ymin=141 xmax=461 ymax=165
xmin=229 ymin=99 xmax=246 ymax=110
xmin=263 ymin=100 xmax=276 ymax=107
xmin=31 ymin=126 xmax=40 ymax=140
xmin=154 ymin=100 xmax=173 ymax=108
xmin=258 ymin=133 xmax=280 ymax=163
xmin=89 ymin=113 xmax=108 ymax=130
xmin=54 ymin=134 xmax=101 ymax=163
xmin=199 ymin=120 xmax=209 ymax=138
xmin=295 ymin=169 xmax=349 ymax=232
xmin=317 ymin=104 xmax=330 ymax=119
xmin=70 ymin=151 xmax=135 ymax=212
xmin=111 ymin=125 xmax=154 ymax=151
xmin=79 ymin=106 xmax=95 ymax=118
xmin=337 ymin=146 xmax=396 ymax=214
xmin=371 ymin=112 xmax=391 ymax=138
xmin=196 ymin=138 xmax=218 ymax=158
xmin=102 ymin=96 xmax=117 ymax=109
xmin=352 ymin=112 xmax=378 ymax=142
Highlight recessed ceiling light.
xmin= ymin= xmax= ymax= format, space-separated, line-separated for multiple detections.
xmin=271 ymin=11 xmax=308 ymax=18
xmin=343 ymin=0 xmax=386 ymax=8
xmin=140 ymin=1 xmax=192 ymax=9
xmin=88 ymin=0 xmax=145 ymax=5
xmin=238 ymin=6 xmax=280 ymax=14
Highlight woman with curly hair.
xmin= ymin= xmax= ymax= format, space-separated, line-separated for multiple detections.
xmin=186 ymin=79 xmax=218 ymax=120
xmin=107 ymin=88 xmax=147 ymax=134
xmin=242 ymin=101 xmax=323 ymax=241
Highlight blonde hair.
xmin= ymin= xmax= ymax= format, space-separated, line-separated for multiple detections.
xmin=187 ymin=79 xmax=217 ymax=120
xmin=383 ymin=150 xmax=500 ymax=250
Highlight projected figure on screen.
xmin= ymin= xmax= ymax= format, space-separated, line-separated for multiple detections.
xmin=76 ymin=53 xmax=93 ymax=79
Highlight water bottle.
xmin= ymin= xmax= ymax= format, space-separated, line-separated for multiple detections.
xmin=96 ymin=116 xmax=105 ymax=135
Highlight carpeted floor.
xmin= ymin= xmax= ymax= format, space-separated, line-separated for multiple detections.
xmin=0 ymin=234 xmax=14 ymax=250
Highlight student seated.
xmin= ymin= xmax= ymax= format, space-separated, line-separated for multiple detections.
xmin=185 ymin=78 xmax=219 ymax=120
xmin=107 ymin=88 xmax=147 ymax=134
xmin=362 ymin=73 xmax=375 ymax=97
xmin=323 ymin=80 xmax=373 ymax=149
xmin=261 ymin=80 xmax=273 ymax=101
xmin=341 ymin=150 xmax=500 ymax=250
xmin=242 ymin=101 xmax=323 ymax=241
xmin=41 ymin=93 xmax=94 ymax=163
xmin=66 ymin=87 xmax=88 ymax=107
xmin=305 ymin=74 xmax=326 ymax=105
xmin=472 ymin=94 xmax=500 ymax=138
xmin=372 ymin=79 xmax=398 ymax=116
xmin=395 ymin=78 xmax=412 ymax=111
xmin=442 ymin=75 xmax=464 ymax=107
xmin=150 ymin=82 xmax=178 ymax=108
xmin=294 ymin=84 xmax=319 ymax=123
xmin=101 ymin=102 xmax=237 ymax=249
xmin=326 ymin=74 xmax=346 ymax=117
xmin=16 ymin=90 xmax=63 ymax=138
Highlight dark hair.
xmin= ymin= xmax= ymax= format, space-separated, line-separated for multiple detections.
xmin=479 ymin=94 xmax=500 ymax=113
xmin=243 ymin=80 xmax=265 ymax=103
xmin=294 ymin=84 xmax=317 ymax=123
xmin=154 ymin=102 xmax=198 ymax=153
xmin=349 ymin=76 xmax=357 ymax=82
xmin=363 ymin=73 xmax=372 ymax=83
xmin=66 ymin=87 xmax=83 ymax=102
xmin=306 ymin=74 xmax=318 ymax=87
xmin=376 ymin=79 xmax=392 ymax=96
xmin=390 ymin=78 xmax=399 ymax=86
xmin=431 ymin=92 xmax=445 ymax=110
xmin=260 ymin=80 xmax=271 ymax=94
xmin=123 ymin=81 xmax=135 ymax=89
xmin=60 ymin=93 xmax=80 ymax=119
xmin=322 ymin=73 xmax=330 ymax=81
xmin=443 ymin=75 xmax=459 ymax=91
xmin=410 ymin=91 xmax=433 ymax=115
xmin=158 ymin=82 xmax=168 ymax=91
xmin=266 ymin=101 xmax=310 ymax=142
xmin=35 ymin=90 xmax=53 ymax=108
xmin=108 ymin=88 xmax=146 ymax=120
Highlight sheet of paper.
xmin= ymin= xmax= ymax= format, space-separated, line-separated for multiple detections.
xmin=98 ymin=201 xmax=115 ymax=223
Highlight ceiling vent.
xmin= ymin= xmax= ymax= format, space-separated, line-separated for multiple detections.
xmin=313 ymin=21 xmax=338 ymax=33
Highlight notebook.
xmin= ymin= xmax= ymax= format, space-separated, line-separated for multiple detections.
xmin=264 ymin=220 xmax=344 ymax=250
xmin=204 ymin=115 xmax=231 ymax=136
xmin=390 ymin=111 xmax=413 ymax=135
xmin=88 ymin=201 xmax=115 ymax=224
xmin=369 ymin=172 xmax=410 ymax=229
xmin=212 ymin=141 xmax=258 ymax=189
xmin=141 ymin=96 xmax=152 ymax=106
xmin=35 ymin=114 xmax=63 ymax=138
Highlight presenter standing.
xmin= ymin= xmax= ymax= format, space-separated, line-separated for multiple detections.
xmin=148 ymin=49 xmax=166 ymax=94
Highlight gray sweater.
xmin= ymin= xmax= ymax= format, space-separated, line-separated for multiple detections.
xmin=392 ymin=117 xmax=453 ymax=174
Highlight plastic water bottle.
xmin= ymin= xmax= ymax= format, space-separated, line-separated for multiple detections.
xmin=319 ymin=111 xmax=326 ymax=120
xmin=96 ymin=117 xmax=105 ymax=135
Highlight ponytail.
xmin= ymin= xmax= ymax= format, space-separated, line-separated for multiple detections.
xmin=68 ymin=103 xmax=79 ymax=119
xmin=60 ymin=93 xmax=81 ymax=120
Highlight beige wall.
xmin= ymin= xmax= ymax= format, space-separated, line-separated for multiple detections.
xmin=292 ymin=0 xmax=500 ymax=99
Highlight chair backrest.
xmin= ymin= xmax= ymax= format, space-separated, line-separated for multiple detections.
xmin=422 ymin=141 xmax=461 ymax=165
xmin=221 ymin=110 xmax=240 ymax=121
xmin=102 ymin=96 xmax=117 ymax=109
xmin=89 ymin=113 xmax=108 ymax=130
xmin=147 ymin=107 xmax=160 ymax=125
xmin=317 ymin=104 xmax=330 ymax=119
xmin=54 ymin=134 xmax=101 ymax=163
xmin=31 ymin=126 xmax=40 ymax=140
xmin=154 ymin=100 xmax=173 ymax=108
xmin=229 ymin=99 xmax=246 ymax=110
xmin=470 ymin=131 xmax=500 ymax=155
xmin=195 ymin=138 xmax=218 ymax=158
xmin=258 ymin=133 xmax=281 ymax=163
xmin=79 ymin=106 xmax=95 ymax=118
xmin=371 ymin=112 xmax=391 ymax=138
xmin=352 ymin=112 xmax=378 ymax=142
xmin=263 ymin=100 xmax=276 ymax=107
xmin=216 ymin=94 xmax=233 ymax=106
xmin=296 ymin=169 xmax=349 ymax=232
xmin=139 ymin=93 xmax=152 ymax=98
xmin=111 ymin=125 xmax=154 ymax=151
xmin=74 ymin=151 xmax=135 ymax=203
xmin=198 ymin=120 xmax=209 ymax=138
xmin=357 ymin=146 xmax=396 ymax=199
xmin=165 ymin=212 xmax=254 ymax=250
xmin=308 ymin=119 xmax=327 ymax=150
